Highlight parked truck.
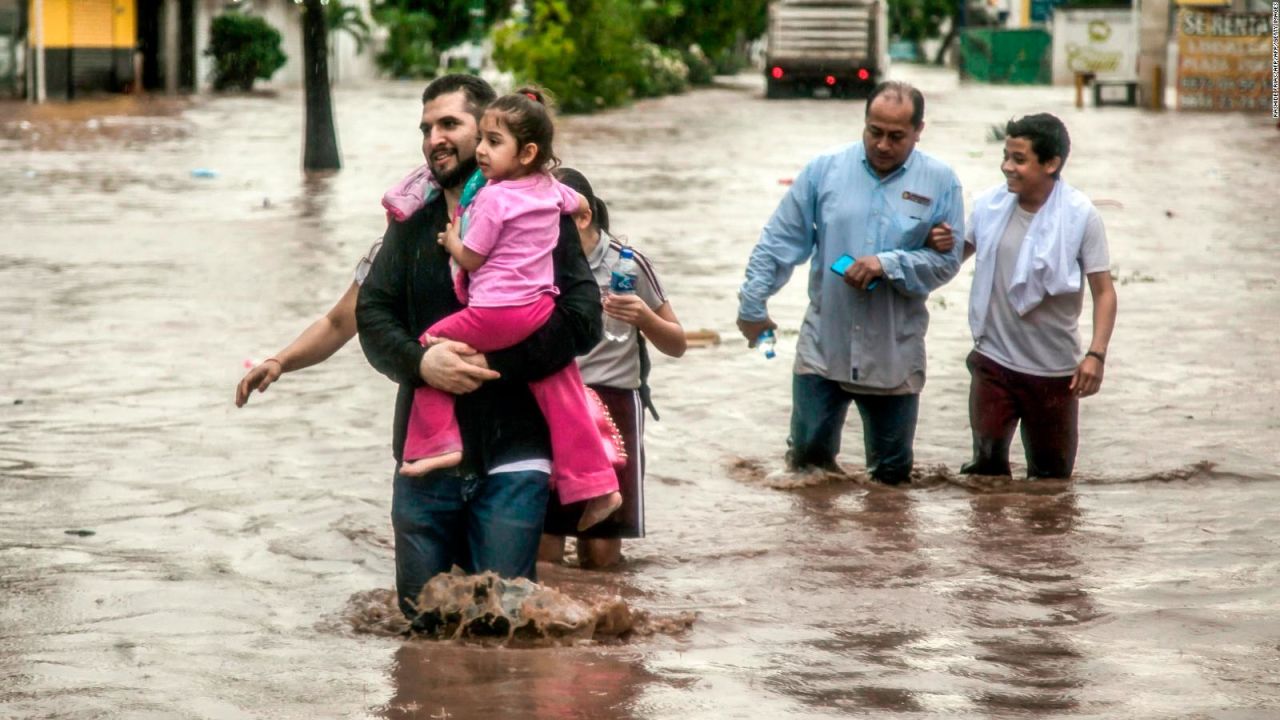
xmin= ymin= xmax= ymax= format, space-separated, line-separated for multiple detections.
xmin=764 ymin=0 xmax=889 ymax=98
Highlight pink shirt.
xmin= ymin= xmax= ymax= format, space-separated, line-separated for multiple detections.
xmin=461 ymin=175 xmax=579 ymax=308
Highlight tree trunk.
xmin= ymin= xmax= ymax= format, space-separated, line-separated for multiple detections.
xmin=934 ymin=26 xmax=957 ymax=66
xmin=302 ymin=0 xmax=341 ymax=171
xmin=934 ymin=4 xmax=963 ymax=66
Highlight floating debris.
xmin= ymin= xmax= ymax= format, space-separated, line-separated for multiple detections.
xmin=685 ymin=329 xmax=721 ymax=348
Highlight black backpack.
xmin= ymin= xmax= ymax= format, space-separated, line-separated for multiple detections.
xmin=636 ymin=334 xmax=660 ymax=421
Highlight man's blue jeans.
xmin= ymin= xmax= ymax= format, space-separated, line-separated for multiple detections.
xmin=787 ymin=373 xmax=919 ymax=485
xmin=390 ymin=468 xmax=550 ymax=619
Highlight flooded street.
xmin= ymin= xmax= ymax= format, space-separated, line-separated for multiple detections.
xmin=2 ymin=65 xmax=1280 ymax=718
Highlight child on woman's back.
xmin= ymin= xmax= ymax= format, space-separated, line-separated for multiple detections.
xmin=399 ymin=87 xmax=622 ymax=531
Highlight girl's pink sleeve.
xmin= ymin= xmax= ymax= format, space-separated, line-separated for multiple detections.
xmin=462 ymin=186 xmax=505 ymax=256
xmin=552 ymin=179 xmax=580 ymax=214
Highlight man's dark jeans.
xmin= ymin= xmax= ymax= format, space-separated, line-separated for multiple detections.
xmin=786 ymin=373 xmax=919 ymax=485
xmin=390 ymin=468 xmax=550 ymax=619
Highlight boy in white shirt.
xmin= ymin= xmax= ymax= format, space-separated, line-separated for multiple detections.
xmin=946 ymin=113 xmax=1118 ymax=478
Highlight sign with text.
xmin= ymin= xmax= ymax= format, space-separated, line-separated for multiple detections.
xmin=1176 ymin=9 xmax=1273 ymax=111
xmin=1051 ymin=8 xmax=1137 ymax=84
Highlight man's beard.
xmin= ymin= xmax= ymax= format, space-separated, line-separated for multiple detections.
xmin=430 ymin=152 xmax=479 ymax=190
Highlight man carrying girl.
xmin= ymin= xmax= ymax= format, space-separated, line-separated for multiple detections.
xmin=395 ymin=87 xmax=623 ymax=532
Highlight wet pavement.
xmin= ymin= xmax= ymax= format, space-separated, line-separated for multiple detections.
xmin=2 ymin=65 xmax=1279 ymax=719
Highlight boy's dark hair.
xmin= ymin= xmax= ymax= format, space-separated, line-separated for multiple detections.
xmin=866 ymin=81 xmax=925 ymax=128
xmin=1006 ymin=113 xmax=1070 ymax=178
xmin=485 ymin=86 xmax=560 ymax=173
xmin=421 ymin=74 xmax=496 ymax=121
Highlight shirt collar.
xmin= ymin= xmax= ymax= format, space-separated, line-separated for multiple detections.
xmin=587 ymin=229 xmax=613 ymax=270
xmin=859 ymin=145 xmax=916 ymax=182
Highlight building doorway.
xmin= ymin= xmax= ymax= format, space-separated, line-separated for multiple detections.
xmin=135 ymin=0 xmax=194 ymax=92
xmin=0 ymin=0 xmax=24 ymax=98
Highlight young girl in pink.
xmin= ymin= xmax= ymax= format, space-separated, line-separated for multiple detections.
xmin=399 ymin=88 xmax=622 ymax=531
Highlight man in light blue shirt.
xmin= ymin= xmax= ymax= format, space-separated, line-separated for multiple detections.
xmin=737 ymin=82 xmax=964 ymax=485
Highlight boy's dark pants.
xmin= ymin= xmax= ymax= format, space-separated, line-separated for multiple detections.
xmin=962 ymin=350 xmax=1079 ymax=479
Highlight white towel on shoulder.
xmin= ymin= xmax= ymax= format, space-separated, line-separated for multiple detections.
xmin=968 ymin=180 xmax=1093 ymax=340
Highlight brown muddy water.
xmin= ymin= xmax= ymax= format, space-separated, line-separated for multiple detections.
xmin=2 ymin=66 xmax=1279 ymax=719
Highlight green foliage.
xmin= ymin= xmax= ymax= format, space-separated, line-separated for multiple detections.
xmin=205 ymin=13 xmax=287 ymax=91
xmin=371 ymin=0 xmax=512 ymax=77
xmin=681 ymin=44 xmax=714 ymax=85
xmin=638 ymin=0 xmax=767 ymax=62
xmin=889 ymin=0 xmax=954 ymax=43
xmin=373 ymin=0 xmax=514 ymax=51
xmin=371 ymin=7 xmax=438 ymax=78
xmin=491 ymin=0 xmax=756 ymax=111
xmin=633 ymin=42 xmax=689 ymax=97
xmin=326 ymin=0 xmax=372 ymax=53
xmin=492 ymin=0 xmax=640 ymax=113
xmin=422 ymin=0 xmax=516 ymax=48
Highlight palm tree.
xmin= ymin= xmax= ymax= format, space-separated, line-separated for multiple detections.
xmin=302 ymin=0 xmax=340 ymax=170
xmin=327 ymin=0 xmax=372 ymax=54
xmin=326 ymin=0 xmax=372 ymax=83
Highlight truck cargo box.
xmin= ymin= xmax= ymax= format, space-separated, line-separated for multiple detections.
xmin=765 ymin=0 xmax=889 ymax=98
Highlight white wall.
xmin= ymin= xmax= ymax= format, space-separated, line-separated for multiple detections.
xmin=195 ymin=0 xmax=379 ymax=91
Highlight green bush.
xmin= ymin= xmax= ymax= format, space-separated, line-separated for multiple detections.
xmin=492 ymin=0 xmax=640 ymax=113
xmin=632 ymin=42 xmax=688 ymax=98
xmin=711 ymin=45 xmax=749 ymax=75
xmin=638 ymin=0 xmax=766 ymax=68
xmin=417 ymin=0 xmax=515 ymax=51
xmin=681 ymin=44 xmax=714 ymax=86
xmin=206 ymin=13 xmax=287 ymax=91
xmin=371 ymin=6 xmax=438 ymax=78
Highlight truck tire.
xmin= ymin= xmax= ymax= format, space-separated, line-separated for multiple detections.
xmin=765 ymin=77 xmax=789 ymax=99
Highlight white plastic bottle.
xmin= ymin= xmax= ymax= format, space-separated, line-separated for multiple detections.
xmin=604 ymin=248 xmax=638 ymax=342
xmin=757 ymin=329 xmax=777 ymax=359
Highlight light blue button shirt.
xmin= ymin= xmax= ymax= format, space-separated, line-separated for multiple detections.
xmin=738 ymin=142 xmax=965 ymax=390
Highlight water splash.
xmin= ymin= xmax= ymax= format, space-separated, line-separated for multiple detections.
xmin=329 ymin=570 xmax=695 ymax=646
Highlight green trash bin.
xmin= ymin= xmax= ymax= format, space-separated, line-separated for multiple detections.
xmin=959 ymin=28 xmax=1052 ymax=85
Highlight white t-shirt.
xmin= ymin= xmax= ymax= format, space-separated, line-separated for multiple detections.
xmin=966 ymin=205 xmax=1110 ymax=376
xmin=577 ymin=234 xmax=668 ymax=389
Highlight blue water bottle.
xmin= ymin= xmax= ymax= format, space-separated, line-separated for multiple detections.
xmin=604 ymin=248 xmax=638 ymax=342
xmin=757 ymin=329 xmax=777 ymax=359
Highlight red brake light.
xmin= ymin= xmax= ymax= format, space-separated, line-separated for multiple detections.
xmin=857 ymin=68 xmax=870 ymax=81
xmin=825 ymin=75 xmax=836 ymax=86
xmin=771 ymin=67 xmax=784 ymax=79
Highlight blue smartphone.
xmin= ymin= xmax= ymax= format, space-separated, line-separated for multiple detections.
xmin=830 ymin=254 xmax=880 ymax=290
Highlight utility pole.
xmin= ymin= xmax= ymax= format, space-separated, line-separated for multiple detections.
xmin=32 ymin=0 xmax=45 ymax=102
xmin=1136 ymin=0 xmax=1171 ymax=109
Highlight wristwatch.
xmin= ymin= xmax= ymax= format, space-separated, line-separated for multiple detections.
xmin=1086 ymin=350 xmax=1106 ymax=363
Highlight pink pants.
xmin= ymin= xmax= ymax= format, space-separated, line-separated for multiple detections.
xmin=404 ymin=295 xmax=619 ymax=504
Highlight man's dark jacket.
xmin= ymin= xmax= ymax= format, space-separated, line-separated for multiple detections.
xmin=356 ymin=195 xmax=602 ymax=474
